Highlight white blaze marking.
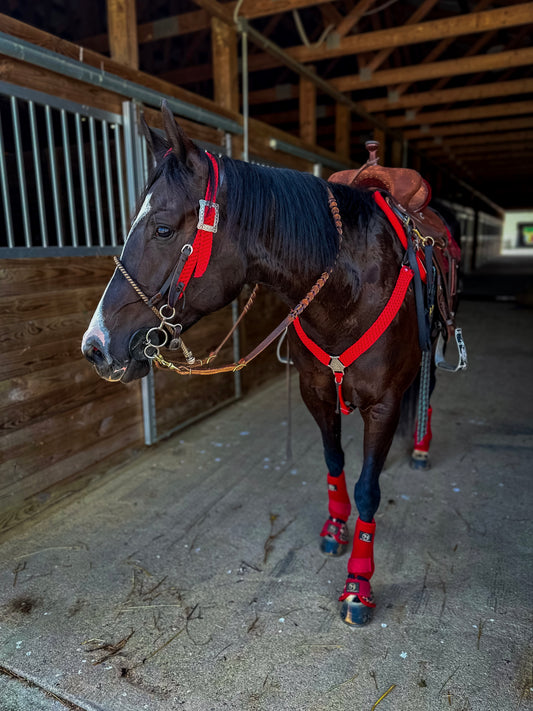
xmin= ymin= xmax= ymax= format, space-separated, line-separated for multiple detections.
xmin=82 ymin=192 xmax=153 ymax=354
xmin=81 ymin=279 xmax=113 ymax=353
xmin=123 ymin=191 xmax=152 ymax=252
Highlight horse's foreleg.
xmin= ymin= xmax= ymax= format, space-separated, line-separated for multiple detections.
xmin=340 ymin=399 xmax=400 ymax=626
xmin=298 ymin=378 xmax=351 ymax=557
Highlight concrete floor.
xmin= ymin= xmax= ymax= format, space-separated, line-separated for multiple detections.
xmin=0 ymin=294 xmax=532 ymax=710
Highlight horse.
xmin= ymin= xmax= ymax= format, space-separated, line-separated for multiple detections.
xmin=82 ymin=102 xmax=458 ymax=626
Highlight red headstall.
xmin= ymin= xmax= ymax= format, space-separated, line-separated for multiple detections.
xmin=174 ymin=150 xmax=220 ymax=298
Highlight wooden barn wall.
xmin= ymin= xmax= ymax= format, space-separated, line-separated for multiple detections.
xmin=0 ymin=256 xmax=143 ymax=532
xmin=0 ymin=256 xmax=287 ymax=532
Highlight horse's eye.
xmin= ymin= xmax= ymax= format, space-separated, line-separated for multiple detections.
xmin=155 ymin=225 xmax=173 ymax=240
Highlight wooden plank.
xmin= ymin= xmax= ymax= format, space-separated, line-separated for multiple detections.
xmin=0 ymin=440 xmax=138 ymax=537
xmin=391 ymin=139 xmax=403 ymax=168
xmin=0 ymin=382 xmax=142 ymax=490
xmin=362 ymin=78 xmax=533 ymax=113
xmin=0 ymin=285 xmax=104 ymax=326
xmin=246 ymin=3 xmax=533 ymax=71
xmin=335 ymin=103 xmax=351 ymax=159
xmin=360 ymin=0 xmax=439 ymax=74
xmin=386 ymin=101 xmax=533 ymax=128
xmin=0 ymin=361 xmax=119 ymax=432
xmin=299 ymin=75 xmax=316 ymax=145
xmin=0 ymin=57 xmax=123 ymax=115
xmin=82 ymin=0 xmax=335 ymax=52
xmin=403 ymin=116 xmax=533 ymax=140
xmin=0 ymin=413 xmax=142 ymax=509
xmin=0 ymin=334 xmax=100 ymax=380
xmin=391 ymin=0 xmax=493 ymax=97
xmin=331 ymin=48 xmax=533 ymax=92
xmin=0 ymin=14 xmax=241 ymax=125
xmin=211 ymin=17 xmax=239 ymax=113
xmin=0 ymin=256 xmax=115 ymax=297
xmin=0 ymin=312 xmax=95 ymax=355
xmin=415 ymin=130 xmax=533 ymax=150
xmin=107 ymin=0 xmax=139 ymax=69
xmin=334 ymin=0 xmax=378 ymax=40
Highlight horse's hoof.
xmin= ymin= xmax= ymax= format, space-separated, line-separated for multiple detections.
xmin=411 ymin=449 xmax=430 ymax=470
xmin=339 ymin=576 xmax=376 ymax=626
xmin=340 ymin=596 xmax=374 ymax=626
xmin=319 ymin=518 xmax=348 ymax=557
xmin=320 ymin=535 xmax=348 ymax=557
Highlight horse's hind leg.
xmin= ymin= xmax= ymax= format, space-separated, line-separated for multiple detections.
xmin=299 ymin=379 xmax=351 ymax=557
xmin=340 ymin=398 xmax=401 ymax=626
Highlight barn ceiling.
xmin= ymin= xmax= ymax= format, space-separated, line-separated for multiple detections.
xmin=4 ymin=0 xmax=533 ymax=211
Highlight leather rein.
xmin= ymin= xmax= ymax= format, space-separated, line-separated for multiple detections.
xmin=113 ymin=150 xmax=343 ymax=376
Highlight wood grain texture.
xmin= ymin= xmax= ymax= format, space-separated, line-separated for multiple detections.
xmin=0 ymin=256 xmax=288 ymax=527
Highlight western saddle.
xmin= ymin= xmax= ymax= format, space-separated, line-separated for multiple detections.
xmin=328 ymin=141 xmax=465 ymax=371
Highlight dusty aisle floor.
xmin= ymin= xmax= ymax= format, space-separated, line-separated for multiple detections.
xmin=0 ymin=299 xmax=531 ymax=711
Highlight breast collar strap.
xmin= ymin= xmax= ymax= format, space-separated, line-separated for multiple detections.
xmin=293 ymin=191 xmax=415 ymax=415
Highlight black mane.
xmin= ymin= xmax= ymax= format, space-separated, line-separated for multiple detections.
xmin=147 ymin=150 xmax=382 ymax=275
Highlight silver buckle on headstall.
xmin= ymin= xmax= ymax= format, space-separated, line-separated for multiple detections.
xmin=197 ymin=199 xmax=220 ymax=233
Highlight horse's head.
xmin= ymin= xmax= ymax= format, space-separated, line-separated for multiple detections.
xmin=81 ymin=102 xmax=245 ymax=383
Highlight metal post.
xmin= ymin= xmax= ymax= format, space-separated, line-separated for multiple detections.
xmin=75 ymin=113 xmax=92 ymax=246
xmin=45 ymin=105 xmax=64 ymax=246
xmin=10 ymin=96 xmax=31 ymax=247
xmin=28 ymin=101 xmax=48 ymax=247
xmin=101 ymin=120 xmax=118 ymax=247
xmin=60 ymin=109 xmax=79 ymax=247
xmin=241 ymin=28 xmax=249 ymax=162
xmin=123 ymin=100 xmax=157 ymax=445
xmin=88 ymin=116 xmax=105 ymax=247
xmin=0 ymin=112 xmax=14 ymax=248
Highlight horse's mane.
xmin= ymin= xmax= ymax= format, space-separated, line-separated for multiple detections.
xmin=221 ymin=157 xmax=379 ymax=274
xmin=145 ymin=150 xmax=382 ymax=276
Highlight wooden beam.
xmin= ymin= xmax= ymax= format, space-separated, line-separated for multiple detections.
xmin=211 ymin=17 xmax=239 ymax=112
xmin=334 ymin=0 xmax=378 ymax=40
xmin=0 ymin=13 xmax=240 ymax=124
xmin=299 ymin=75 xmax=316 ymax=144
xmin=362 ymin=78 xmax=533 ymax=113
xmin=415 ymin=130 xmax=533 ymax=150
xmin=247 ymin=4 xmax=533 ymax=71
xmin=83 ymin=0 xmax=335 ymax=52
xmin=403 ymin=116 xmax=533 ymax=140
xmin=361 ymin=0 xmax=439 ymax=74
xmin=386 ymin=101 xmax=533 ymax=128
xmin=392 ymin=0 xmax=493 ymax=96
xmin=331 ymin=48 xmax=533 ymax=92
xmin=373 ymin=127 xmax=386 ymax=160
xmin=106 ymin=0 xmax=139 ymax=69
xmin=335 ymin=103 xmax=351 ymax=158
xmin=391 ymin=139 xmax=403 ymax=168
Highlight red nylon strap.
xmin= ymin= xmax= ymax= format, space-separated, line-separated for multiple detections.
xmin=293 ymin=265 xmax=413 ymax=371
xmin=294 ymin=265 xmax=413 ymax=415
xmin=176 ymin=151 xmax=220 ymax=297
xmin=373 ymin=190 xmax=426 ymax=282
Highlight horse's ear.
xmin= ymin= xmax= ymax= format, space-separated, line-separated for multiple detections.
xmin=140 ymin=112 xmax=170 ymax=163
xmin=160 ymin=100 xmax=203 ymax=169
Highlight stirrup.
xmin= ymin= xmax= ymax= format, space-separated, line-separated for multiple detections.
xmin=435 ymin=328 xmax=467 ymax=372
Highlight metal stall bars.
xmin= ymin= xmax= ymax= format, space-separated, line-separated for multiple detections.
xmin=0 ymin=81 xmax=127 ymax=257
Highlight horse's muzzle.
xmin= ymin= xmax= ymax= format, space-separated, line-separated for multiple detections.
xmin=82 ymin=334 xmax=130 ymax=382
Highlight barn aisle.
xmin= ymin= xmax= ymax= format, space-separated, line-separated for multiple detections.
xmin=0 ymin=296 xmax=531 ymax=711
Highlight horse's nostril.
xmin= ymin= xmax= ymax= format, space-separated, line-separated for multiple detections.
xmin=83 ymin=337 xmax=106 ymax=366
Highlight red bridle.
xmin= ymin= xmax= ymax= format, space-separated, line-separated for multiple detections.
xmin=173 ymin=150 xmax=221 ymax=297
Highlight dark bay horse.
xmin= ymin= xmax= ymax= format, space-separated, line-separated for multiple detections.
xmin=83 ymin=104 xmax=447 ymax=626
